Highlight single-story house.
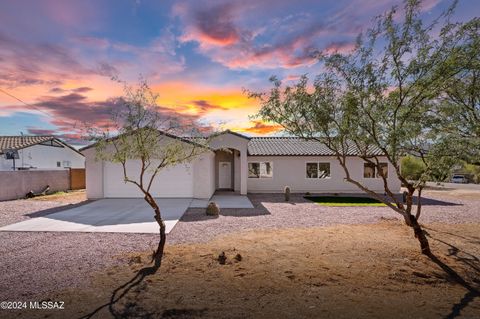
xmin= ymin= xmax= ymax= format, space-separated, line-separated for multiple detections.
xmin=0 ymin=136 xmax=85 ymax=171
xmin=81 ymin=131 xmax=401 ymax=199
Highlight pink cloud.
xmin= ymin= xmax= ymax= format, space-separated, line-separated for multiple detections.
xmin=0 ymin=31 xmax=101 ymax=89
xmin=174 ymin=0 xmax=444 ymax=70
xmin=173 ymin=1 xmax=364 ymax=70
xmin=72 ymin=33 xmax=186 ymax=80
xmin=2 ymin=91 xmax=213 ymax=143
xmin=178 ymin=2 xmax=241 ymax=46
xmin=323 ymin=41 xmax=356 ymax=55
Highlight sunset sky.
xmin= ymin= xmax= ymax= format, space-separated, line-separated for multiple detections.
xmin=0 ymin=0 xmax=478 ymax=145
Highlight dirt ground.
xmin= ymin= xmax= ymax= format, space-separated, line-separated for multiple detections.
xmin=8 ymin=220 xmax=479 ymax=319
xmin=30 ymin=189 xmax=86 ymax=203
xmin=423 ymin=188 xmax=480 ymax=200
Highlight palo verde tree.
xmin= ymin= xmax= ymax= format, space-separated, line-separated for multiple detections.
xmin=88 ymin=80 xmax=209 ymax=271
xmin=249 ymin=0 xmax=477 ymax=255
xmin=437 ymin=17 xmax=480 ymax=165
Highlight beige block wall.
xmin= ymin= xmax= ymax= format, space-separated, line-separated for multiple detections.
xmin=0 ymin=170 xmax=70 ymax=201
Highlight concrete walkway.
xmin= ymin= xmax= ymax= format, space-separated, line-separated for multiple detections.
xmin=0 ymin=198 xmax=192 ymax=234
xmin=0 ymin=195 xmax=254 ymax=234
xmin=190 ymin=195 xmax=254 ymax=209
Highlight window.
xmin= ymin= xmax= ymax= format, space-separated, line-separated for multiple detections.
xmin=63 ymin=160 xmax=71 ymax=168
xmin=377 ymin=163 xmax=388 ymax=178
xmin=306 ymin=163 xmax=318 ymax=178
xmin=56 ymin=161 xmax=61 ymax=168
xmin=318 ymin=163 xmax=330 ymax=178
xmin=306 ymin=162 xmax=330 ymax=179
xmin=364 ymin=162 xmax=388 ymax=178
xmin=248 ymin=162 xmax=273 ymax=178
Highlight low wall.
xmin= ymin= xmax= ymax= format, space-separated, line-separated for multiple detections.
xmin=0 ymin=170 xmax=70 ymax=201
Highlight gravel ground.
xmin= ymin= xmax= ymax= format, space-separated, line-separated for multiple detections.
xmin=0 ymin=190 xmax=478 ymax=301
xmin=168 ymin=191 xmax=480 ymax=244
xmin=0 ymin=198 xmax=157 ymax=301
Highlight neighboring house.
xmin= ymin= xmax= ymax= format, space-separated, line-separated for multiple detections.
xmin=81 ymin=131 xmax=401 ymax=199
xmin=0 ymin=136 xmax=85 ymax=171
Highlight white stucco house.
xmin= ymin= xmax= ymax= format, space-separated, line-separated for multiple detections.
xmin=81 ymin=131 xmax=401 ymax=200
xmin=0 ymin=136 xmax=85 ymax=171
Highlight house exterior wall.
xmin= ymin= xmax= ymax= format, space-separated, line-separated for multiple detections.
xmin=83 ymin=147 xmax=104 ymax=199
xmin=209 ymin=133 xmax=249 ymax=194
xmin=233 ymin=150 xmax=241 ymax=192
xmin=82 ymin=141 xmax=216 ymax=200
xmin=246 ymin=155 xmax=401 ymax=193
xmin=193 ymin=151 xmax=216 ymax=199
xmin=0 ymin=144 xmax=84 ymax=171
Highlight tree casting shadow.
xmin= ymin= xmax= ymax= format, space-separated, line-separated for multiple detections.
xmin=79 ymin=263 xmax=159 ymax=319
xmin=424 ymin=229 xmax=480 ymax=319
xmin=78 ymin=260 xmax=207 ymax=318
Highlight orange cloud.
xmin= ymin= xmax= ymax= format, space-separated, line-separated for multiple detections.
xmin=238 ymin=120 xmax=282 ymax=135
xmin=151 ymin=81 xmax=259 ymax=116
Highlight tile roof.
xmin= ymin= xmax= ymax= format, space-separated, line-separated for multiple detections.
xmin=0 ymin=136 xmax=55 ymax=154
xmin=247 ymin=137 xmax=384 ymax=156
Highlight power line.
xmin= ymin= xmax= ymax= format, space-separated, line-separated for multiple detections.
xmin=0 ymin=87 xmax=52 ymax=118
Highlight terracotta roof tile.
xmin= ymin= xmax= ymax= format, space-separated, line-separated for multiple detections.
xmin=0 ymin=136 xmax=55 ymax=154
xmin=247 ymin=137 xmax=384 ymax=156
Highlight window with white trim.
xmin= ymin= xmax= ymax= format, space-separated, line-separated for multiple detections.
xmin=306 ymin=162 xmax=330 ymax=179
xmin=364 ymin=162 xmax=388 ymax=178
xmin=248 ymin=162 xmax=273 ymax=178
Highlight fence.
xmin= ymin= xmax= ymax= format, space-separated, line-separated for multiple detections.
xmin=0 ymin=169 xmax=85 ymax=201
xmin=70 ymin=168 xmax=86 ymax=190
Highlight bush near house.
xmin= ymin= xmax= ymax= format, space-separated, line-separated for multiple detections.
xmin=401 ymin=156 xmax=426 ymax=181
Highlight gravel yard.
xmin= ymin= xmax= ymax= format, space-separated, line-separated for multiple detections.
xmin=0 ymin=189 xmax=478 ymax=301
xmin=0 ymin=195 xmax=157 ymax=301
xmin=169 ymin=190 xmax=480 ymax=244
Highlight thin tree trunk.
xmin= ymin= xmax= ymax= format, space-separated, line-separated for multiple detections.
xmin=408 ymin=214 xmax=431 ymax=255
xmin=144 ymin=194 xmax=166 ymax=271
xmin=403 ymin=189 xmax=415 ymax=226
xmin=153 ymin=214 xmax=166 ymax=269
xmin=415 ymin=187 xmax=423 ymax=221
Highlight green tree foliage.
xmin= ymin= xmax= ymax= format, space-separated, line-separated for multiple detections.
xmin=249 ymin=0 xmax=478 ymax=254
xmin=461 ymin=163 xmax=480 ymax=183
xmin=401 ymin=156 xmax=426 ymax=180
xmin=88 ymin=80 xmax=209 ymax=271
xmin=437 ymin=17 xmax=480 ymax=164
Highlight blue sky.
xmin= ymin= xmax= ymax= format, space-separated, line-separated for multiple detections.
xmin=0 ymin=0 xmax=478 ymax=144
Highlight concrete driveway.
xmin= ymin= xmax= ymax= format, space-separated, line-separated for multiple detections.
xmin=0 ymin=198 xmax=192 ymax=234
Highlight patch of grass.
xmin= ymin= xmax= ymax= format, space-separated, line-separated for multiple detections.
xmin=49 ymin=191 xmax=67 ymax=196
xmin=305 ymin=196 xmax=387 ymax=206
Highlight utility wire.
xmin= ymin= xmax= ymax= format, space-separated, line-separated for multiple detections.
xmin=0 ymin=87 xmax=52 ymax=117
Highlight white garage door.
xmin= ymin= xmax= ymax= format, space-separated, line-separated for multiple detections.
xmin=103 ymin=160 xmax=194 ymax=198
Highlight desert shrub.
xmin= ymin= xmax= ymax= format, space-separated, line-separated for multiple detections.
xmin=462 ymin=163 xmax=480 ymax=183
xmin=284 ymin=186 xmax=291 ymax=201
xmin=206 ymin=202 xmax=220 ymax=216
xmin=401 ymin=155 xmax=426 ymax=180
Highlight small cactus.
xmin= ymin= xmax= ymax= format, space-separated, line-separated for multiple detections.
xmin=284 ymin=186 xmax=291 ymax=201
xmin=206 ymin=202 xmax=220 ymax=216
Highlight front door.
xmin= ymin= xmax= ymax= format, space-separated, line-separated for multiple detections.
xmin=218 ymin=162 xmax=232 ymax=189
